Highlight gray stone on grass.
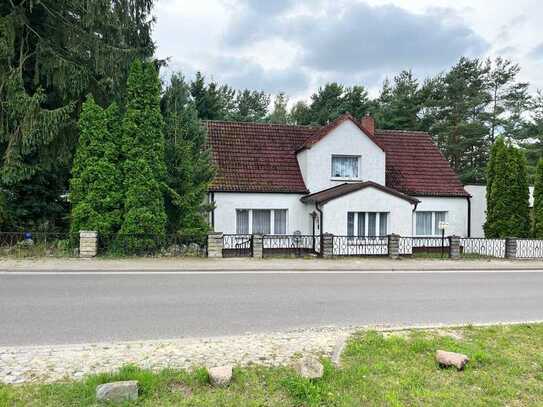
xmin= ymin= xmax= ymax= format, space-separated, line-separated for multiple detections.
xmin=208 ymin=365 xmax=233 ymax=387
xmin=96 ymin=380 xmax=138 ymax=403
xmin=294 ymin=356 xmax=324 ymax=379
xmin=436 ymin=350 xmax=469 ymax=370
xmin=331 ymin=335 xmax=348 ymax=368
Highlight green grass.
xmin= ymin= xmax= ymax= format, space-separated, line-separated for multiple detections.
xmin=3 ymin=324 xmax=543 ymax=406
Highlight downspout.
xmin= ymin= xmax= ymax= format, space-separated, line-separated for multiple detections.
xmin=209 ymin=192 xmax=215 ymax=230
xmin=467 ymin=196 xmax=471 ymax=237
xmin=316 ymin=202 xmax=323 ymax=240
xmin=411 ymin=201 xmax=418 ymax=236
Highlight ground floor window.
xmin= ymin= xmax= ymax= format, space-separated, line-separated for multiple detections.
xmin=236 ymin=209 xmax=288 ymax=234
xmin=347 ymin=212 xmax=388 ymax=236
xmin=415 ymin=211 xmax=447 ymax=236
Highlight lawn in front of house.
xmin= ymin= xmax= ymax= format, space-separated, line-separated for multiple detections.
xmin=2 ymin=324 xmax=543 ymax=406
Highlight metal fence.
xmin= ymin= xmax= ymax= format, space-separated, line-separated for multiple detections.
xmin=460 ymin=238 xmax=505 ymax=258
xmin=223 ymin=234 xmax=252 ymax=257
xmin=515 ymin=239 xmax=543 ymax=259
xmin=99 ymin=234 xmax=207 ymax=256
xmin=399 ymin=237 xmax=450 ymax=256
xmin=332 ymin=235 xmax=388 ymax=256
xmin=263 ymin=234 xmax=320 ymax=257
xmin=0 ymin=232 xmax=76 ymax=257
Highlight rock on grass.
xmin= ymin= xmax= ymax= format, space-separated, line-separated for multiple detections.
xmin=436 ymin=350 xmax=469 ymax=370
xmin=294 ymin=356 xmax=324 ymax=379
xmin=208 ymin=365 xmax=233 ymax=387
xmin=96 ymin=380 xmax=138 ymax=403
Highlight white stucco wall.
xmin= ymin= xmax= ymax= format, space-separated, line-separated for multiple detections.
xmin=297 ymin=120 xmax=386 ymax=193
xmin=464 ymin=185 xmax=486 ymax=238
xmin=321 ymin=186 xmax=415 ymax=236
xmin=413 ymin=196 xmax=469 ymax=237
xmin=464 ymin=184 xmax=534 ymax=238
xmin=212 ymin=192 xmax=314 ymax=234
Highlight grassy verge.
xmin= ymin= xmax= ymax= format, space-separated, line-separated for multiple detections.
xmin=2 ymin=324 xmax=543 ymax=406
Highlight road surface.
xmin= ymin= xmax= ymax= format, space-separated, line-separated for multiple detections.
xmin=1 ymin=270 xmax=542 ymax=346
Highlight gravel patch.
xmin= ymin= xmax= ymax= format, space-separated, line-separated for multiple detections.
xmin=0 ymin=327 xmax=355 ymax=384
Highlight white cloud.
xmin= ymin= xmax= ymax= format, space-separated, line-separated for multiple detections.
xmin=153 ymin=0 xmax=543 ymax=99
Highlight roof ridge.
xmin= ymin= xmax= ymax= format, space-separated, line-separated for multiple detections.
xmin=204 ymin=120 xmax=319 ymax=129
xmin=376 ymin=129 xmax=431 ymax=135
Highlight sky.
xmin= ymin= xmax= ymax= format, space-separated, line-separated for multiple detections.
xmin=153 ymin=0 xmax=543 ymax=101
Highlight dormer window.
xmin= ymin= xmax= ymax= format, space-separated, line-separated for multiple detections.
xmin=331 ymin=155 xmax=360 ymax=179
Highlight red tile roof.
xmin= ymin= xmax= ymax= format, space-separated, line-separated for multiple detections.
xmin=301 ymin=181 xmax=420 ymax=205
xmin=206 ymin=121 xmax=315 ymax=193
xmin=205 ymin=115 xmax=469 ymax=197
xmin=374 ymin=130 xmax=469 ymax=197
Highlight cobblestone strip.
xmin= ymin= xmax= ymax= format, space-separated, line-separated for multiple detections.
xmin=0 ymin=327 xmax=355 ymax=384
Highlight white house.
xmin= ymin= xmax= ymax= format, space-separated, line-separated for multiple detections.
xmin=206 ymin=114 xmax=470 ymax=238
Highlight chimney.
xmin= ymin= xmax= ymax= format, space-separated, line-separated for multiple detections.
xmin=361 ymin=113 xmax=375 ymax=136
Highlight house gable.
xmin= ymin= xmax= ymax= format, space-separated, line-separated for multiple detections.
xmin=297 ymin=118 xmax=386 ymax=193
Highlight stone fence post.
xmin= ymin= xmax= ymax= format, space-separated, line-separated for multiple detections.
xmin=79 ymin=230 xmax=97 ymax=258
xmin=207 ymin=232 xmax=224 ymax=258
xmin=321 ymin=233 xmax=334 ymax=258
xmin=449 ymin=235 xmax=460 ymax=259
xmin=505 ymin=237 xmax=518 ymax=259
xmin=252 ymin=234 xmax=263 ymax=258
xmin=388 ymin=234 xmax=400 ymax=259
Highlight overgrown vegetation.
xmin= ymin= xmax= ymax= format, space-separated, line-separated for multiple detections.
xmin=2 ymin=324 xmax=543 ymax=405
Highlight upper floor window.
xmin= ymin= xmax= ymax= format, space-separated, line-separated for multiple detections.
xmin=331 ymin=155 xmax=359 ymax=178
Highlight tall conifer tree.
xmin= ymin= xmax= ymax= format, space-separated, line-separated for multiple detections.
xmin=69 ymin=97 xmax=123 ymax=237
xmin=533 ymin=159 xmax=543 ymax=238
xmin=118 ymin=59 xmax=166 ymax=252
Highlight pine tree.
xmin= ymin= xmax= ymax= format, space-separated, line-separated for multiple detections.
xmin=267 ymin=93 xmax=289 ymax=124
xmin=424 ymin=57 xmax=490 ymax=183
xmin=533 ymin=159 xmax=543 ymax=238
xmin=229 ymin=89 xmax=270 ymax=122
xmin=1 ymin=0 xmax=155 ymax=229
xmin=485 ymin=58 xmax=530 ymax=144
xmin=374 ymin=70 xmax=422 ymax=130
xmin=161 ymin=73 xmax=214 ymax=237
xmin=69 ymin=97 xmax=123 ymax=238
xmin=118 ymin=59 xmax=166 ymax=252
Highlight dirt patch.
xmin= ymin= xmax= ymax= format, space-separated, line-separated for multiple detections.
xmin=168 ymin=381 xmax=192 ymax=396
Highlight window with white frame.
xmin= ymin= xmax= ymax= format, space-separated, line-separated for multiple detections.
xmin=347 ymin=212 xmax=388 ymax=236
xmin=331 ymin=155 xmax=359 ymax=178
xmin=415 ymin=211 xmax=447 ymax=236
xmin=236 ymin=209 xmax=288 ymax=234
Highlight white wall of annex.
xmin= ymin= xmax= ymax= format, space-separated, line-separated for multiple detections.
xmin=297 ymin=121 xmax=386 ymax=193
xmin=212 ymin=192 xmax=314 ymax=234
xmin=413 ymin=196 xmax=469 ymax=237
xmin=464 ymin=184 xmax=534 ymax=238
xmin=321 ymin=187 xmax=414 ymax=236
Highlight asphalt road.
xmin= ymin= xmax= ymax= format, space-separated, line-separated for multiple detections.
xmin=1 ymin=270 xmax=543 ymax=346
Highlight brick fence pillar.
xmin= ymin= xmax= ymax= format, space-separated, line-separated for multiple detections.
xmin=388 ymin=234 xmax=400 ymax=259
xmin=449 ymin=235 xmax=460 ymax=259
xmin=79 ymin=231 xmax=97 ymax=258
xmin=207 ymin=232 xmax=223 ymax=258
xmin=321 ymin=233 xmax=334 ymax=258
xmin=252 ymin=234 xmax=263 ymax=258
xmin=505 ymin=237 xmax=518 ymax=259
